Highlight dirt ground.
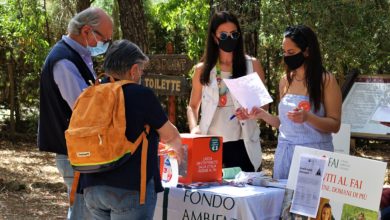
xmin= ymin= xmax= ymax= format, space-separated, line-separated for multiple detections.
xmin=0 ymin=140 xmax=389 ymax=219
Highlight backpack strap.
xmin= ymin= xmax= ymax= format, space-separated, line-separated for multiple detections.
xmin=131 ymin=125 xmax=150 ymax=204
xmin=69 ymin=171 xmax=80 ymax=206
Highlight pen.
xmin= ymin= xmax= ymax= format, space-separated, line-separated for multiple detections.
xmin=229 ymin=115 xmax=236 ymax=120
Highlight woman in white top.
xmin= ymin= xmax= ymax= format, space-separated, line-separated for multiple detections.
xmin=187 ymin=11 xmax=266 ymax=172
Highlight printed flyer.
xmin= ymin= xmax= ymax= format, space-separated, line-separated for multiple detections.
xmin=290 ymin=154 xmax=327 ymax=217
xmin=287 ymin=146 xmax=387 ymax=219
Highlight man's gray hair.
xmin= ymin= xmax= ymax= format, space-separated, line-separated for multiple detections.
xmin=68 ymin=7 xmax=102 ymax=35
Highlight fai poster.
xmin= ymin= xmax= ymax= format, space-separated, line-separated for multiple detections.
xmin=286 ymin=146 xmax=387 ymax=219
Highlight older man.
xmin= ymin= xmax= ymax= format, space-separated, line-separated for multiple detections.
xmin=38 ymin=7 xmax=113 ymax=219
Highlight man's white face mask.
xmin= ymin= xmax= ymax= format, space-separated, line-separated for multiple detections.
xmin=87 ymin=31 xmax=110 ymax=56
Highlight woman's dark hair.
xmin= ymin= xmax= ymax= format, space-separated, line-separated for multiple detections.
xmin=284 ymin=25 xmax=326 ymax=112
xmin=103 ymin=39 xmax=148 ymax=76
xmin=321 ymin=203 xmax=332 ymax=220
xmin=323 ymin=203 xmax=331 ymax=209
xmin=200 ymin=11 xmax=246 ymax=85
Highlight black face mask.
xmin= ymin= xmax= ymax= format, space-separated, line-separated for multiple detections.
xmin=218 ymin=37 xmax=238 ymax=53
xmin=284 ymin=52 xmax=305 ymax=70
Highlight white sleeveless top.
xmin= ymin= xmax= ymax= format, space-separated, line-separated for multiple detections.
xmin=208 ymin=71 xmax=241 ymax=142
xmin=199 ymin=56 xmax=262 ymax=171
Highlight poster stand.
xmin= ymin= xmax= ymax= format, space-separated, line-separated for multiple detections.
xmin=341 ymin=74 xmax=390 ymax=141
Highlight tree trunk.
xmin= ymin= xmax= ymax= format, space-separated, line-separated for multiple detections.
xmin=76 ymin=0 xmax=93 ymax=13
xmin=284 ymin=0 xmax=294 ymax=25
xmin=15 ymin=56 xmax=25 ymax=128
xmin=112 ymin=0 xmax=121 ymax=40
xmin=7 ymin=61 xmax=15 ymax=139
xmin=117 ymin=0 xmax=149 ymax=53
xmin=43 ymin=0 xmax=51 ymax=45
xmin=209 ymin=0 xmax=215 ymax=19
xmin=0 ymin=49 xmax=6 ymax=103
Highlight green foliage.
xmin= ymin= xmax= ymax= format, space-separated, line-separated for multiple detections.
xmin=147 ymin=0 xmax=209 ymax=60
xmin=341 ymin=203 xmax=378 ymax=219
xmin=0 ymin=0 xmax=50 ymax=134
xmin=259 ymin=0 xmax=390 ymax=81
xmin=92 ymin=0 xmax=113 ymax=14
xmin=46 ymin=0 xmax=75 ymax=41
xmin=0 ymin=0 xmax=49 ymax=68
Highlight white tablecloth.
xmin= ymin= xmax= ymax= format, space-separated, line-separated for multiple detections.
xmin=154 ymin=185 xmax=285 ymax=220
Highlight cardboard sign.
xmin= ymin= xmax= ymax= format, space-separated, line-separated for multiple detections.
xmin=159 ymin=134 xmax=223 ymax=185
xmin=287 ymin=146 xmax=387 ymax=219
xmin=179 ymin=134 xmax=223 ymax=184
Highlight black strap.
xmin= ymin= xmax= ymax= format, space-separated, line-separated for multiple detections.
xmin=162 ymin=187 xmax=170 ymax=220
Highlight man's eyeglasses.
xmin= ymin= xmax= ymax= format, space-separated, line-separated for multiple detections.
xmin=93 ymin=29 xmax=111 ymax=44
xmin=217 ymin=31 xmax=240 ymax=41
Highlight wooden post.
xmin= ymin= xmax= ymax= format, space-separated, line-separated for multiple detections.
xmin=166 ymin=42 xmax=176 ymax=125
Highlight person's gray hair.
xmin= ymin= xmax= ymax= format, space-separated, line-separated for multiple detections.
xmin=67 ymin=7 xmax=102 ymax=35
xmin=103 ymin=40 xmax=149 ymax=76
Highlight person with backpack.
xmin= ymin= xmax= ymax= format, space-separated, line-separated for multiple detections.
xmin=38 ymin=7 xmax=113 ymax=219
xmin=75 ymin=39 xmax=184 ymax=220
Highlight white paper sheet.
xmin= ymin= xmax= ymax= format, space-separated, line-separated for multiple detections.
xmin=223 ymin=73 xmax=273 ymax=109
xmin=371 ymin=106 xmax=390 ymax=122
xmin=290 ymin=154 xmax=327 ymax=218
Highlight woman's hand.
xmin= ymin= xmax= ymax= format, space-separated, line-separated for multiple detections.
xmin=171 ymin=144 xmax=185 ymax=164
xmin=287 ymin=107 xmax=309 ymax=123
xmin=190 ymin=125 xmax=202 ymax=134
xmin=159 ymin=143 xmax=185 ymax=164
xmin=235 ymin=108 xmax=250 ymax=120
xmin=235 ymin=107 xmax=267 ymax=120
xmin=249 ymin=107 xmax=267 ymax=119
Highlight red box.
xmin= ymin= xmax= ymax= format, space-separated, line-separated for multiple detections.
xmin=160 ymin=134 xmax=223 ymax=184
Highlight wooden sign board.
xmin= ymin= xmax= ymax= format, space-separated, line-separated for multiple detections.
xmin=141 ymin=74 xmax=189 ymax=96
xmin=341 ymin=75 xmax=390 ymax=139
xmin=144 ymin=54 xmax=193 ymax=75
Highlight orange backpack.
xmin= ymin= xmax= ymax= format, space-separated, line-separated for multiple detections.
xmin=65 ymin=78 xmax=150 ymax=204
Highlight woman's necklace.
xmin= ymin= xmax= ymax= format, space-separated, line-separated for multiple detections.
xmin=216 ymin=61 xmax=232 ymax=106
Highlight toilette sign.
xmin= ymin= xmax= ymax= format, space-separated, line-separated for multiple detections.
xmin=142 ymin=54 xmax=192 ymax=96
xmin=144 ymin=54 xmax=193 ymax=75
xmin=141 ymin=74 xmax=189 ymax=96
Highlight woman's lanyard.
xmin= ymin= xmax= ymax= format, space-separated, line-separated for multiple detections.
xmin=216 ymin=61 xmax=232 ymax=106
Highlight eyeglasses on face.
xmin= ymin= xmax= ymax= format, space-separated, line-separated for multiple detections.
xmin=93 ymin=29 xmax=112 ymax=44
xmin=217 ymin=31 xmax=240 ymax=40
